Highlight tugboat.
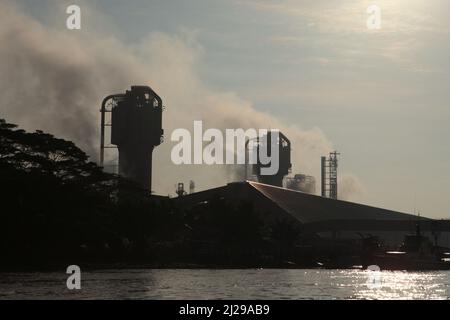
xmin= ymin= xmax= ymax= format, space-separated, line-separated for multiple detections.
xmin=364 ymin=223 xmax=450 ymax=271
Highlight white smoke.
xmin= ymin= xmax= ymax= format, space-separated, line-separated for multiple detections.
xmin=0 ymin=1 xmax=363 ymax=198
xmin=338 ymin=173 xmax=366 ymax=202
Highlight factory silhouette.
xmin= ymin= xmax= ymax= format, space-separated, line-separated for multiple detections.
xmin=100 ymin=86 xmax=163 ymax=191
xmin=100 ymin=86 xmax=319 ymax=194
xmin=97 ymin=85 xmax=450 ymax=270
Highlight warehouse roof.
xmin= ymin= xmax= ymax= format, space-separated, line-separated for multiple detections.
xmin=247 ymin=181 xmax=425 ymax=223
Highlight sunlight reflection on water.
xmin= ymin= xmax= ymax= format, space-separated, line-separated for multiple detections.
xmin=0 ymin=269 xmax=449 ymax=300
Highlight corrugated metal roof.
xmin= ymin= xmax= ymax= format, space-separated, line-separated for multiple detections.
xmin=248 ymin=181 xmax=426 ymax=223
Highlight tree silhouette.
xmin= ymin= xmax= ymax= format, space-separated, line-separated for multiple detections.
xmin=0 ymin=119 xmax=170 ymax=268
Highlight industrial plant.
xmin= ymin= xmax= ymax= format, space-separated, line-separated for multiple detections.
xmin=99 ymin=85 xmax=450 ymax=270
xmin=100 ymin=86 xmax=164 ymax=191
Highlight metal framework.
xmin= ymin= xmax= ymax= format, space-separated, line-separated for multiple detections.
xmin=321 ymin=151 xmax=340 ymax=199
xmin=176 ymin=182 xmax=187 ymax=197
xmin=100 ymin=95 xmax=121 ymax=167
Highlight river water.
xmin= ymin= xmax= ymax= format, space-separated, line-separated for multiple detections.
xmin=0 ymin=269 xmax=449 ymax=300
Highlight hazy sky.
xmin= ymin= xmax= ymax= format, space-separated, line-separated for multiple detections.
xmin=4 ymin=0 xmax=450 ymax=218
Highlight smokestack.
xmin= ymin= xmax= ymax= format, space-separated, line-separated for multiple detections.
xmin=189 ymin=180 xmax=195 ymax=194
xmin=321 ymin=156 xmax=326 ymax=197
xmin=254 ymin=131 xmax=291 ymax=187
xmin=101 ymin=86 xmax=164 ymax=192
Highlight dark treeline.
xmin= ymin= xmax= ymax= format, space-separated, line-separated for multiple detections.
xmin=0 ymin=119 xmax=312 ymax=270
xmin=0 ymin=118 xmax=162 ymax=268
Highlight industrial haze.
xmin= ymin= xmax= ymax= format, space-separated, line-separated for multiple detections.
xmin=1 ymin=0 xmax=449 ymax=218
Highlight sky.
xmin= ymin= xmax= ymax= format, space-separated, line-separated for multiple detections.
xmin=1 ymin=0 xmax=450 ymax=218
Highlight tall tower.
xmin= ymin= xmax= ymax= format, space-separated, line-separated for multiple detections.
xmin=100 ymin=86 xmax=163 ymax=192
xmin=253 ymin=131 xmax=291 ymax=187
xmin=321 ymin=151 xmax=339 ymax=199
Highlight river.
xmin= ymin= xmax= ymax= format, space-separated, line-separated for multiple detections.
xmin=1 ymin=269 xmax=449 ymax=299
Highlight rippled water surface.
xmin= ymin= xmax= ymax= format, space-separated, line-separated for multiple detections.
xmin=1 ymin=269 xmax=449 ymax=299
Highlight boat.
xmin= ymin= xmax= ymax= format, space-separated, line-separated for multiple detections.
xmin=365 ymin=223 xmax=450 ymax=271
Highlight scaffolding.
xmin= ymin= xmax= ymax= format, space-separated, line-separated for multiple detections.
xmin=321 ymin=151 xmax=340 ymax=199
xmin=100 ymin=95 xmax=120 ymax=172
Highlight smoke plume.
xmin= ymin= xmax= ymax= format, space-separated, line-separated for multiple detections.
xmin=0 ymin=1 xmax=364 ymax=200
xmin=338 ymin=174 xmax=366 ymax=202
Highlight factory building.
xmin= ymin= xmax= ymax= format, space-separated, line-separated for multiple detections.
xmin=175 ymin=180 xmax=450 ymax=247
xmin=99 ymin=87 xmax=450 ymax=250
